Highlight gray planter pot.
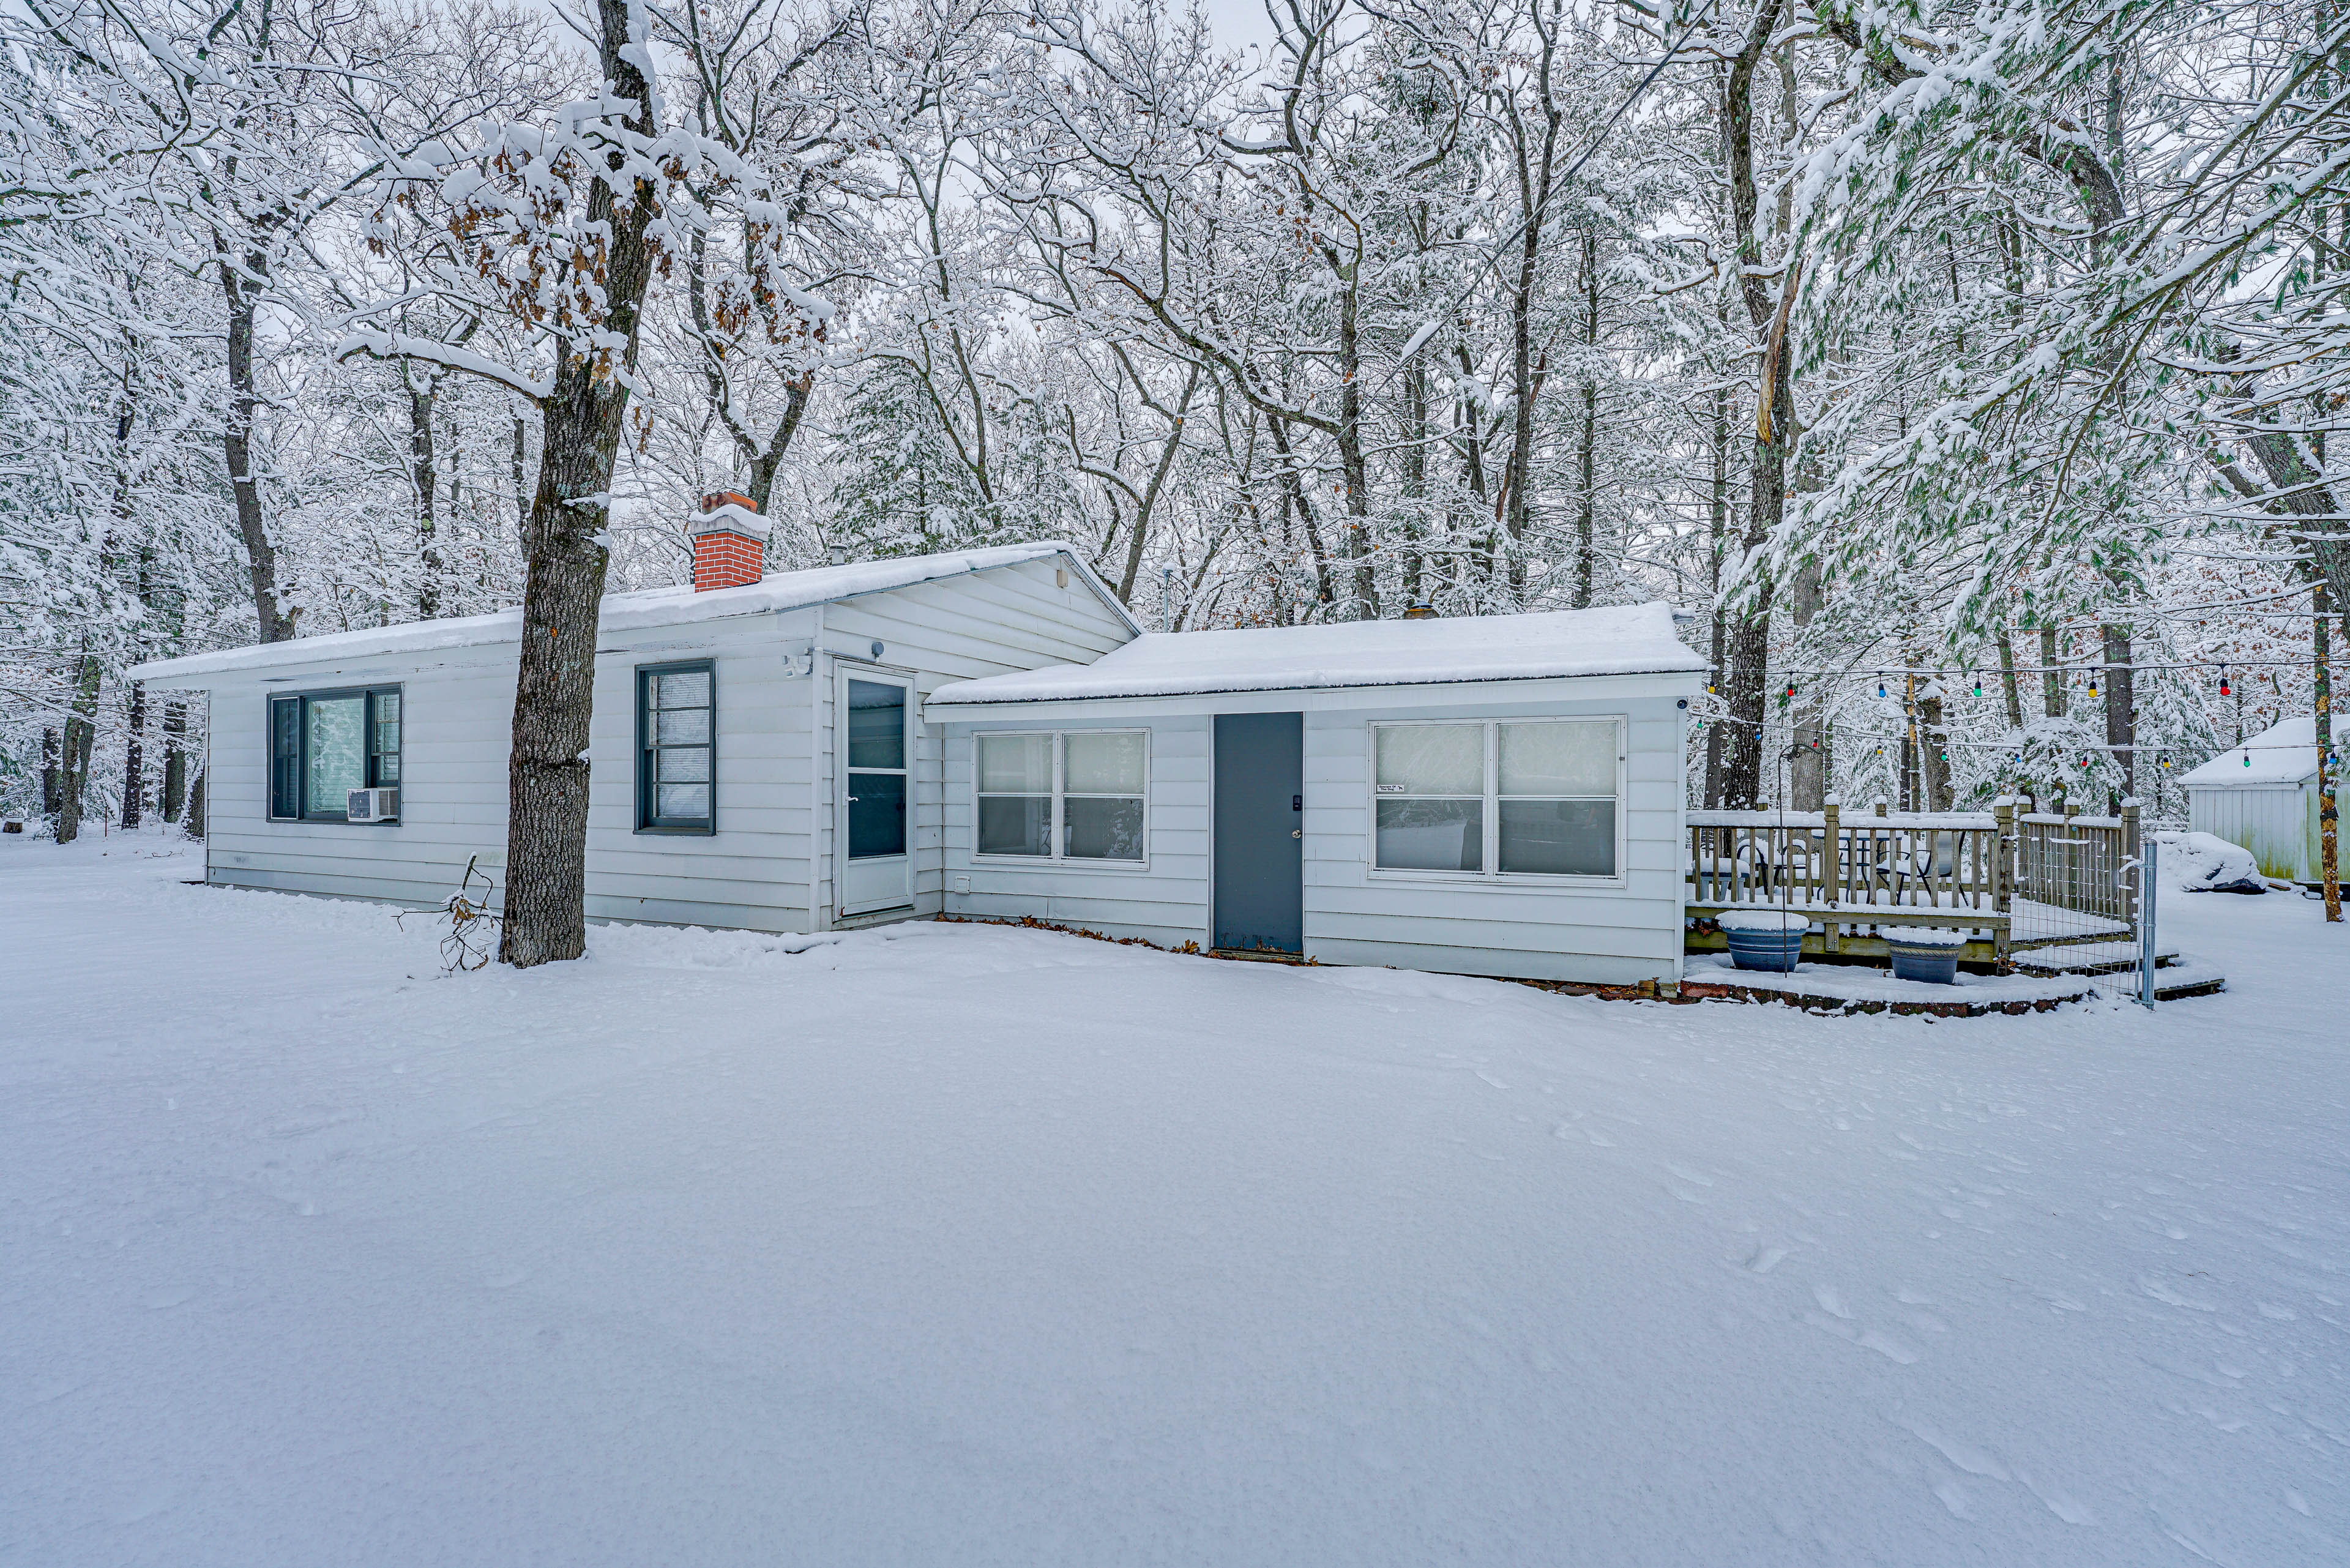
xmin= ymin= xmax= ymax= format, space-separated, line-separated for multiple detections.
xmin=1884 ymin=933 xmax=1964 ymax=985
xmin=1722 ymin=922 xmax=1806 ymax=973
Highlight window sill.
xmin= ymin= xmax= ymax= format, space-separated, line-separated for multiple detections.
xmin=1365 ymin=867 xmax=1630 ymax=891
xmin=634 ymin=824 xmax=717 ymax=837
xmin=969 ymin=853 xmax=1149 ymax=872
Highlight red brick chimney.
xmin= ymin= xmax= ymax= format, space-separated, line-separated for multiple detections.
xmin=690 ymin=491 xmax=769 ymax=591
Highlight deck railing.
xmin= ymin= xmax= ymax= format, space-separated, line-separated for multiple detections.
xmin=1686 ymin=798 xmax=2144 ymax=965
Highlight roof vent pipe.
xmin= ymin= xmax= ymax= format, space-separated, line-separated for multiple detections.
xmin=690 ymin=491 xmax=769 ymax=591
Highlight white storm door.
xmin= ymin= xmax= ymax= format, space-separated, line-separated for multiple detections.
xmin=837 ymin=668 xmax=913 ymax=916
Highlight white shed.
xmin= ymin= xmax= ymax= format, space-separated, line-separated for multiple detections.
xmin=129 ymin=536 xmax=1140 ymax=931
xmin=2181 ymin=715 xmax=2332 ymax=884
xmin=925 ymin=603 xmax=1708 ymax=986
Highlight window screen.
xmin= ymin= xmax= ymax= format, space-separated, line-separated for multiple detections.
xmin=638 ymin=663 xmax=715 ymax=831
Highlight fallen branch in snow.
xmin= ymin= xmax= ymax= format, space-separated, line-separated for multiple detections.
xmin=397 ymin=855 xmax=502 ymax=973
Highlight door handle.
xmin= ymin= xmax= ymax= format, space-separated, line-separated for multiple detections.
xmin=1292 ymin=829 xmax=1302 ymax=839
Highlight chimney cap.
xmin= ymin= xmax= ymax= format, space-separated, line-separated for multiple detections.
xmin=691 ymin=493 xmax=771 ymax=540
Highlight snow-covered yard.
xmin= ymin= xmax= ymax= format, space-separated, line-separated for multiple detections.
xmin=3 ymin=836 xmax=2344 ymax=1566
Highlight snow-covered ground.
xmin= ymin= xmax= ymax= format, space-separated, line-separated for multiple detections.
xmin=3 ymin=835 xmax=2344 ymax=1566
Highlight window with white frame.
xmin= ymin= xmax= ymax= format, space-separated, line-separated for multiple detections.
xmin=1373 ymin=719 xmax=1621 ymax=878
xmin=976 ymin=730 xmax=1147 ymax=862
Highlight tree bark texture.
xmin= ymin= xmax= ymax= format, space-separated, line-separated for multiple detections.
xmin=2102 ymin=623 xmax=2135 ymax=802
xmin=2040 ymin=625 xmax=2067 ymax=718
xmin=56 ymin=650 xmax=102 ymax=845
xmin=1718 ymin=0 xmax=1791 ymax=810
xmin=122 ymin=681 xmax=146 ymax=829
xmin=163 ymin=701 xmax=188 ymax=823
xmin=408 ymin=365 xmax=442 ymax=618
xmin=498 ymin=1 xmax=664 ymax=968
xmin=221 ymin=252 xmax=294 ymax=643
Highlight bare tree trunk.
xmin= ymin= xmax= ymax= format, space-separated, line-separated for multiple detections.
xmin=1334 ymin=285 xmax=1378 ymax=620
xmin=1573 ymin=228 xmax=1600 ymax=608
xmin=1996 ymin=630 xmax=2024 ymax=729
xmin=121 ymin=681 xmax=146 ymax=829
xmin=512 ymin=414 xmax=531 ymax=537
xmin=2318 ymin=577 xmax=2340 ymax=920
xmin=1919 ymin=679 xmax=1953 ymax=811
xmin=162 ymin=701 xmax=188 ymax=822
xmin=1703 ymin=382 xmax=1728 ymax=808
xmin=42 ymin=726 xmax=62 ymax=821
xmin=56 ymin=649 xmax=102 ymax=845
xmin=1786 ymin=560 xmax=1824 ymax=808
xmin=2102 ymin=622 xmax=2135 ymax=803
xmin=1718 ymin=0 xmax=1792 ymax=810
xmin=408 ymin=365 xmax=442 ymax=618
xmin=185 ymin=767 xmax=206 ymax=840
xmin=1268 ymin=415 xmax=1336 ymax=613
xmin=1117 ymin=365 xmax=1200 ymax=603
xmin=498 ymin=0 xmax=665 ymax=969
xmin=220 ymin=252 xmax=294 ymax=643
xmin=2040 ymin=625 xmax=2067 ymax=718
xmin=1401 ymin=356 xmax=1427 ymax=602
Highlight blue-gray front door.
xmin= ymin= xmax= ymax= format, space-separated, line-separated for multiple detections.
xmin=1214 ymin=712 xmax=1304 ymax=952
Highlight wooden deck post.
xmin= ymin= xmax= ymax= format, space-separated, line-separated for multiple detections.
xmin=1993 ymin=797 xmax=2015 ymax=969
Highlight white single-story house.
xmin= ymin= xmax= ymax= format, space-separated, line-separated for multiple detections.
xmin=2182 ymin=716 xmax=2335 ymax=884
xmin=131 ymin=507 xmax=1707 ymax=984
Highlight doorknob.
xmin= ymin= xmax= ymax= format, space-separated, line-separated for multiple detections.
xmin=1292 ymin=829 xmax=1302 ymax=839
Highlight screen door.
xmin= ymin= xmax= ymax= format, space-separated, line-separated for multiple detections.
xmin=838 ymin=670 xmax=913 ymax=916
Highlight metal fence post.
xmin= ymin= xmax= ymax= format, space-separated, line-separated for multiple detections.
xmin=2139 ymin=837 xmax=2158 ymax=1009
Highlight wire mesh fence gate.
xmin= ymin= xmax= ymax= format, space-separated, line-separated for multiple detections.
xmin=2007 ymin=803 xmax=2157 ymax=1005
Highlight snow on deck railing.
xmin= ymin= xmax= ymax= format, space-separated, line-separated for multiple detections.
xmin=1688 ymin=809 xmax=1999 ymax=831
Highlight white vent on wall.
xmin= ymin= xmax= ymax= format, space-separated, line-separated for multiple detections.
xmin=347 ymin=787 xmax=399 ymax=823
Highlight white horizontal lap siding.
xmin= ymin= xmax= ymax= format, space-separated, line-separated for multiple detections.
xmin=1299 ymin=696 xmax=1687 ymax=984
xmin=816 ymin=558 xmax=1136 ymax=927
xmin=201 ymin=611 xmax=821 ymax=930
xmin=588 ymin=613 xmax=815 ymax=932
xmin=203 ymin=656 xmax=518 ymax=907
xmin=941 ymin=712 xmax=1210 ymax=949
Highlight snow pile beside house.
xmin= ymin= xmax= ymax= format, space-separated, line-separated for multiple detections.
xmin=2157 ymin=830 xmax=2266 ymax=894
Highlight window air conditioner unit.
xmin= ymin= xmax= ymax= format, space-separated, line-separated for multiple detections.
xmin=347 ymin=787 xmax=399 ymax=823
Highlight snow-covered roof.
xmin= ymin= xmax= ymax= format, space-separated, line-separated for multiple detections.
xmin=927 ymin=601 xmax=1706 ymax=707
xmin=130 ymin=542 xmax=1127 ymax=683
xmin=2179 ymin=715 xmax=2321 ymax=788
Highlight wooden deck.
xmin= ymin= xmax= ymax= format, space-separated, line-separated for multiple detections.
xmin=1687 ymin=800 xmax=2144 ymax=969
